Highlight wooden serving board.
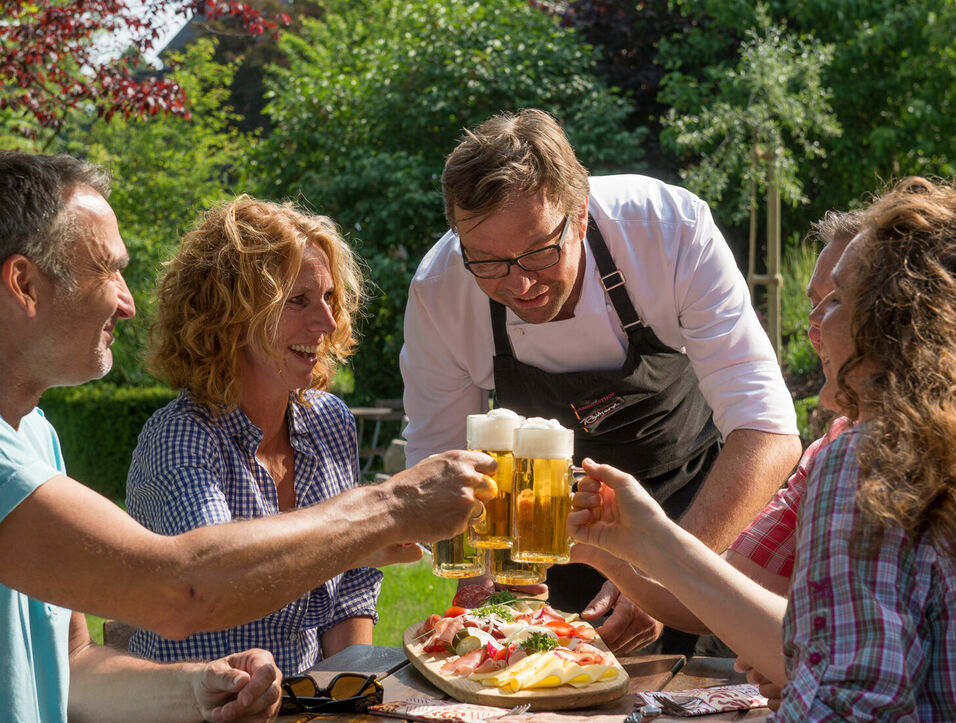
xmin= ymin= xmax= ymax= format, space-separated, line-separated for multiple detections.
xmin=402 ymin=622 xmax=629 ymax=711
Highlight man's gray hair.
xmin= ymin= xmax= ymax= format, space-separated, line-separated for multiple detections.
xmin=808 ymin=209 xmax=864 ymax=248
xmin=0 ymin=151 xmax=112 ymax=289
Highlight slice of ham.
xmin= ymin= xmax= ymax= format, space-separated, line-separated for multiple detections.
xmin=473 ymin=656 xmax=508 ymax=674
xmin=506 ymin=646 xmax=528 ymax=666
xmin=421 ymin=614 xmax=441 ymax=634
xmin=436 ymin=616 xmax=464 ymax=644
xmin=439 ymin=647 xmax=488 ymax=676
xmin=422 ymin=615 xmax=463 ymax=652
xmin=552 ymin=642 xmax=608 ymax=666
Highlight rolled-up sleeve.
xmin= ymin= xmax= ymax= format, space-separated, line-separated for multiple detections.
xmin=668 ymin=198 xmax=796 ymax=437
xmin=400 ymin=242 xmax=489 ymax=466
xmin=316 ymin=566 xmax=384 ymax=632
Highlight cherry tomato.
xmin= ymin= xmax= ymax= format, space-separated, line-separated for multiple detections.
xmin=443 ymin=605 xmax=468 ymax=618
xmin=543 ymin=620 xmax=575 ymax=637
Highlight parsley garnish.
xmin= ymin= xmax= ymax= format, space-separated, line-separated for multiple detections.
xmin=520 ymin=631 xmax=558 ymax=654
xmin=487 ymin=590 xmax=518 ymax=605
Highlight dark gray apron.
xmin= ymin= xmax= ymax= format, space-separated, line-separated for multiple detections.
xmin=491 ymin=216 xmax=721 ymax=653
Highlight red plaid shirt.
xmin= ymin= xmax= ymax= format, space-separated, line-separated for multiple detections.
xmin=727 ymin=417 xmax=850 ymax=577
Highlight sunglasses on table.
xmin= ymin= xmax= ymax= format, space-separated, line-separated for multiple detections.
xmin=280 ymin=672 xmax=384 ymax=715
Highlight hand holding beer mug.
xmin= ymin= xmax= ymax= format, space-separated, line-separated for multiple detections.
xmin=511 ymin=418 xmax=574 ymax=564
xmin=431 ymin=424 xmax=508 ymax=577
xmin=466 ymin=408 xmax=523 ymax=548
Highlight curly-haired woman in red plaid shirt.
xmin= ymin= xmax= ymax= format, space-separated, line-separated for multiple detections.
xmin=569 ymin=177 xmax=956 ymax=720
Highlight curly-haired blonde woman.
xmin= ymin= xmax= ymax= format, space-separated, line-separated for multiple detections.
xmin=568 ymin=177 xmax=956 ymax=720
xmin=126 ymin=196 xmax=398 ymax=676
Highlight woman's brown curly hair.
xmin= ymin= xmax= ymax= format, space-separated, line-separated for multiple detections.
xmin=837 ymin=176 xmax=956 ymax=556
xmin=148 ymin=195 xmax=365 ymax=411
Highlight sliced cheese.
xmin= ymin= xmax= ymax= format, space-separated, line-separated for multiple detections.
xmin=468 ymin=652 xmax=618 ymax=693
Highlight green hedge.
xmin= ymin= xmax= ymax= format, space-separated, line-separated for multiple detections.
xmin=39 ymin=383 xmax=177 ymax=503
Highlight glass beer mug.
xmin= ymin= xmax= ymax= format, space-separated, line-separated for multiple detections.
xmin=511 ymin=418 xmax=574 ymax=564
xmin=431 ymin=531 xmax=481 ymax=578
xmin=485 ymin=547 xmax=546 ymax=585
xmin=466 ymin=408 xmax=523 ymax=549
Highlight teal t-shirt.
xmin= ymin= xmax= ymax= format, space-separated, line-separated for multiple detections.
xmin=0 ymin=409 xmax=71 ymax=723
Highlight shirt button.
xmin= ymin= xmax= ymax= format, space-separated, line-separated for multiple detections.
xmin=813 ymin=616 xmax=826 ymax=630
xmin=809 ymin=652 xmax=822 ymax=665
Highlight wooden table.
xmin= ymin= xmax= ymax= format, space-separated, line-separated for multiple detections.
xmin=277 ymin=644 xmax=770 ymax=722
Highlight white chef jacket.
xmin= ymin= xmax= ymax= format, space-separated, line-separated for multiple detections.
xmin=400 ymin=175 xmax=797 ymax=466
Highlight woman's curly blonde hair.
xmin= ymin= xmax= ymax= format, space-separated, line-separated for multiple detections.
xmin=148 ymin=195 xmax=365 ymax=410
xmin=838 ymin=176 xmax=956 ymax=556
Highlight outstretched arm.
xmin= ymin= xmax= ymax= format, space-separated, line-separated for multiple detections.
xmin=569 ymin=458 xmax=788 ymax=685
xmin=576 ymin=429 xmax=798 ymax=652
xmin=571 ymin=543 xmax=791 ymax=637
xmin=0 ymin=451 xmax=496 ymax=640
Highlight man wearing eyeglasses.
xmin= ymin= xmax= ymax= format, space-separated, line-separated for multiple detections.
xmin=400 ymin=109 xmax=801 ymax=656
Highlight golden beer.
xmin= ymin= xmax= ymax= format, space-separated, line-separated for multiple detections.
xmin=466 ymin=409 xmax=523 ymax=549
xmin=510 ymin=419 xmax=574 ymax=564
xmin=432 ymin=532 xmax=482 ymax=577
xmin=486 ymin=547 xmax=546 ymax=585
xmin=468 ymin=450 xmax=514 ymax=548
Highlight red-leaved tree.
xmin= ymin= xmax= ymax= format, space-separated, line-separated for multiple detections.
xmin=0 ymin=0 xmax=286 ymax=134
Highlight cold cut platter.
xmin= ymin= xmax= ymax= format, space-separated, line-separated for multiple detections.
xmin=402 ymin=588 xmax=628 ymax=710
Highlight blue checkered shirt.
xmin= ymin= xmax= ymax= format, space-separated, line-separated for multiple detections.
xmin=125 ymin=390 xmax=383 ymax=676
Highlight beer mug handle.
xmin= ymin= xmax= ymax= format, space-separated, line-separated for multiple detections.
xmin=470 ymin=501 xmax=488 ymax=533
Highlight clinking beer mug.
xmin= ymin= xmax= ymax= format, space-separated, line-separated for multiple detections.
xmin=466 ymin=408 xmax=523 ymax=549
xmin=485 ymin=546 xmax=546 ymax=585
xmin=432 ymin=409 xmax=524 ymax=578
xmin=431 ymin=530 xmax=481 ymax=578
xmin=511 ymin=417 xmax=574 ymax=564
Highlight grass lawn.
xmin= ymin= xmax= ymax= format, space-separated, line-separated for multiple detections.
xmin=373 ymin=557 xmax=458 ymax=646
xmin=86 ymin=557 xmax=457 ymax=650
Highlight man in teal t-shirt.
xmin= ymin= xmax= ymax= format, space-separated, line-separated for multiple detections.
xmin=0 ymin=410 xmax=70 ymax=720
xmin=0 ymin=151 xmax=497 ymax=722
xmin=0 ymin=151 xmax=285 ymax=722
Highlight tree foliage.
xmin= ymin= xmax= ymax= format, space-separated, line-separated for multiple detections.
xmin=659 ymin=5 xmax=840 ymax=224
xmin=0 ymin=0 xmax=279 ymax=137
xmin=656 ymin=0 xmax=956 ymax=232
xmin=562 ymin=0 xmax=692 ymax=176
xmin=257 ymin=0 xmax=645 ymax=402
xmin=565 ymin=0 xmax=955 ymax=250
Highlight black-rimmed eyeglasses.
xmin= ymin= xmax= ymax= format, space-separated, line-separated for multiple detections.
xmin=280 ymin=672 xmax=384 ymax=715
xmin=461 ymin=214 xmax=573 ymax=279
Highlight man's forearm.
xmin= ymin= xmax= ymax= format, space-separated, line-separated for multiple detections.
xmin=6 ymin=477 xmax=399 ymax=639
xmin=69 ymin=643 xmax=204 ymax=723
xmin=0 ymin=452 xmax=493 ymax=640
xmin=68 ymin=613 xmax=208 ymax=723
xmin=678 ymin=429 xmax=801 ymax=550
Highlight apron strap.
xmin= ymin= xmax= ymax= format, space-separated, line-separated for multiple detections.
xmin=586 ymin=215 xmax=644 ymax=333
xmin=490 ymin=299 xmax=513 ymax=357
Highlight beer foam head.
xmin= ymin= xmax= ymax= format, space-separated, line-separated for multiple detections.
xmin=467 ymin=408 xmax=524 ymax=451
xmin=514 ymin=417 xmax=574 ymax=458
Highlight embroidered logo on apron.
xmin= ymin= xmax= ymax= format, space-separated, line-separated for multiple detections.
xmin=570 ymin=394 xmax=624 ymax=432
